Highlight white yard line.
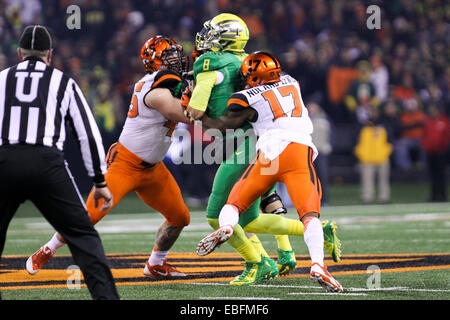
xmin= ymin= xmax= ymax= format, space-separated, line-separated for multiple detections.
xmin=333 ymin=213 xmax=450 ymax=224
xmin=288 ymin=292 xmax=368 ymax=296
xmin=199 ymin=297 xmax=281 ymax=300
xmin=96 ymin=222 xmax=211 ymax=233
xmin=81 ymin=212 xmax=450 ymax=233
xmin=191 ymin=282 xmax=450 ymax=294
xmin=8 ymin=206 xmax=450 ymax=234
xmin=321 ymin=202 xmax=450 ymax=214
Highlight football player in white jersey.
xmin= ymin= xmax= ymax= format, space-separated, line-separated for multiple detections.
xmin=26 ymin=36 xmax=192 ymax=278
xmin=196 ymin=51 xmax=343 ymax=293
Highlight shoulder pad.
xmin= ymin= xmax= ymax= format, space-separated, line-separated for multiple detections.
xmin=152 ymin=69 xmax=183 ymax=89
xmin=227 ymin=92 xmax=250 ymax=112
xmin=151 ymin=69 xmax=186 ymax=98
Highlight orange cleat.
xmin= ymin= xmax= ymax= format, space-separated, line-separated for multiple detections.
xmin=143 ymin=260 xmax=186 ymax=278
xmin=26 ymin=246 xmax=54 ymax=275
xmin=310 ymin=262 xmax=343 ymax=293
xmin=196 ymin=225 xmax=234 ymax=256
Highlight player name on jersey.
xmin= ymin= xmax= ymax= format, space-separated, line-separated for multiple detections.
xmin=245 ymin=75 xmax=296 ymax=97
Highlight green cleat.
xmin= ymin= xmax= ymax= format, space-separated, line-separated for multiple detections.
xmin=322 ymin=220 xmax=342 ymax=263
xmin=276 ymin=249 xmax=297 ymax=276
xmin=230 ymin=262 xmax=253 ymax=285
xmin=230 ymin=256 xmax=278 ymax=286
xmin=264 ymin=256 xmax=280 ymax=279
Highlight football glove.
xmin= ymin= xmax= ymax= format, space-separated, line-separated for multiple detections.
xmin=181 ymin=88 xmax=192 ymax=118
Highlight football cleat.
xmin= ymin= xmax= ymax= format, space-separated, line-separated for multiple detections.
xmin=196 ymin=225 xmax=234 ymax=256
xmin=26 ymin=246 xmax=54 ymax=275
xmin=263 ymin=256 xmax=280 ymax=279
xmin=143 ymin=260 xmax=186 ymax=278
xmin=230 ymin=262 xmax=254 ymax=286
xmin=277 ymin=248 xmax=297 ymax=276
xmin=322 ymin=220 xmax=342 ymax=263
xmin=310 ymin=262 xmax=343 ymax=293
xmin=230 ymin=257 xmax=278 ymax=286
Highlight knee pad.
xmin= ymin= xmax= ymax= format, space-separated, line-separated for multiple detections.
xmin=260 ymin=192 xmax=287 ymax=214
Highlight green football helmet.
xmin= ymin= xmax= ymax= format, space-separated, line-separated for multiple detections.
xmin=195 ymin=13 xmax=249 ymax=53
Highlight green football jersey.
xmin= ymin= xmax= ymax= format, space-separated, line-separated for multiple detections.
xmin=193 ymin=51 xmax=248 ymax=122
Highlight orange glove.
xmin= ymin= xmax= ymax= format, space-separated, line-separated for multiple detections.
xmin=191 ymin=45 xmax=204 ymax=62
xmin=181 ymin=94 xmax=190 ymax=109
xmin=181 ymin=88 xmax=191 ymax=111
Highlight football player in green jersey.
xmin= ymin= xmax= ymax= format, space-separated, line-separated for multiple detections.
xmin=186 ymin=13 xmax=341 ymax=285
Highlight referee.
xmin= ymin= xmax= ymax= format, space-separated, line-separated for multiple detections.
xmin=0 ymin=25 xmax=119 ymax=300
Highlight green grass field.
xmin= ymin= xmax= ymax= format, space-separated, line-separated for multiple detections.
xmin=1 ymin=182 xmax=449 ymax=301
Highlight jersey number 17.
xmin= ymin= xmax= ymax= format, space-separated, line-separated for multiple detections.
xmin=262 ymin=84 xmax=303 ymax=121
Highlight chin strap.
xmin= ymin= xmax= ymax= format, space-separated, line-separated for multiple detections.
xmin=260 ymin=192 xmax=287 ymax=214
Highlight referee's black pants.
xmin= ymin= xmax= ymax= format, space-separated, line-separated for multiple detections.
xmin=0 ymin=145 xmax=119 ymax=300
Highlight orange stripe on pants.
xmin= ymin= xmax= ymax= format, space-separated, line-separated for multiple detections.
xmin=227 ymin=143 xmax=321 ymax=220
xmin=86 ymin=142 xmax=190 ymax=227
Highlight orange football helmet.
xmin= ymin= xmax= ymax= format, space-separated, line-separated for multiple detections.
xmin=190 ymin=44 xmax=205 ymax=63
xmin=140 ymin=36 xmax=185 ymax=73
xmin=240 ymin=51 xmax=282 ymax=88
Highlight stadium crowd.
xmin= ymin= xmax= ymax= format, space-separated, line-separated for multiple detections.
xmin=1 ymin=0 xmax=448 ymax=203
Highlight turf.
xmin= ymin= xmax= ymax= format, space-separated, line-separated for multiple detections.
xmin=1 ymin=182 xmax=449 ymax=301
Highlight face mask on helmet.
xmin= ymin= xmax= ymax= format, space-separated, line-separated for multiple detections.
xmin=141 ymin=36 xmax=185 ymax=74
xmin=195 ymin=20 xmax=215 ymax=50
xmin=163 ymin=49 xmax=183 ymax=73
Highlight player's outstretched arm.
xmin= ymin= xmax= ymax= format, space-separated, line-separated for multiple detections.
xmin=145 ymin=88 xmax=191 ymax=124
xmin=201 ymin=108 xmax=255 ymax=133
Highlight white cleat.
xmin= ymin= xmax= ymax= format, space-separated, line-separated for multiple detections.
xmin=310 ymin=262 xmax=343 ymax=293
xmin=196 ymin=225 xmax=234 ymax=256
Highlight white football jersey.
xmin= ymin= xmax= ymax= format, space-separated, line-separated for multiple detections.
xmin=227 ymin=74 xmax=318 ymax=161
xmin=119 ymin=70 xmax=181 ymax=164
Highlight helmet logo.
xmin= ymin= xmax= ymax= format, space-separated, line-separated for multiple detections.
xmin=249 ymin=59 xmax=261 ymax=72
xmin=140 ymin=36 xmax=184 ymax=73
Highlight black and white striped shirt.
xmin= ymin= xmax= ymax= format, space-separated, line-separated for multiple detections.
xmin=0 ymin=56 xmax=106 ymax=183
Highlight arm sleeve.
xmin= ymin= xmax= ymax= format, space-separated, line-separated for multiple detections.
xmin=189 ymin=71 xmax=218 ymax=112
xmin=67 ymin=79 xmax=107 ymax=183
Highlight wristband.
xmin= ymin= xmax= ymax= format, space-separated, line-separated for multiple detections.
xmin=95 ymin=182 xmax=107 ymax=188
